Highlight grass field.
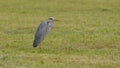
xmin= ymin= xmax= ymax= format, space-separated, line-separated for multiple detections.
xmin=0 ymin=0 xmax=120 ymax=68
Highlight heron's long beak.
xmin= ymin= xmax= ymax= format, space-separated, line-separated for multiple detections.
xmin=54 ymin=19 xmax=59 ymax=21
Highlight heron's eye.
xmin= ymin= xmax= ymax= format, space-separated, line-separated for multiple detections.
xmin=49 ymin=17 xmax=54 ymax=20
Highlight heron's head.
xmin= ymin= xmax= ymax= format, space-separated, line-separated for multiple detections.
xmin=48 ymin=17 xmax=58 ymax=21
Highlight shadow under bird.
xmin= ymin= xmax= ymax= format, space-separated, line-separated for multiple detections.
xmin=33 ymin=17 xmax=57 ymax=47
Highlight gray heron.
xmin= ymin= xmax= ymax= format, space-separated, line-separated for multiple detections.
xmin=33 ymin=17 xmax=57 ymax=47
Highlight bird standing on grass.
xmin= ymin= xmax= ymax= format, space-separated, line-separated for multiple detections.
xmin=33 ymin=17 xmax=57 ymax=47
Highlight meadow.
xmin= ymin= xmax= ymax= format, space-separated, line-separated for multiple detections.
xmin=0 ymin=0 xmax=120 ymax=68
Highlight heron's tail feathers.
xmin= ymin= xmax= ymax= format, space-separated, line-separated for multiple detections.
xmin=33 ymin=40 xmax=39 ymax=47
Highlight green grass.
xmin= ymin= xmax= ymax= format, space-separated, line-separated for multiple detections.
xmin=0 ymin=0 xmax=120 ymax=68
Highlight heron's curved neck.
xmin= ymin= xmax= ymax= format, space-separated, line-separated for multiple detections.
xmin=47 ymin=20 xmax=53 ymax=23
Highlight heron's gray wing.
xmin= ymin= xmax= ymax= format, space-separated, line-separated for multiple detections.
xmin=33 ymin=21 xmax=48 ymax=47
